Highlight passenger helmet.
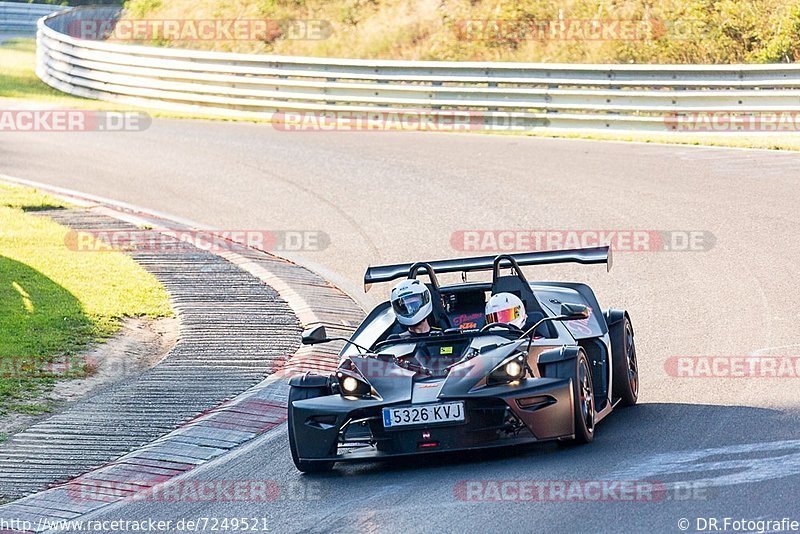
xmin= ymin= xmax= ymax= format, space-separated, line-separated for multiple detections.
xmin=485 ymin=292 xmax=527 ymax=329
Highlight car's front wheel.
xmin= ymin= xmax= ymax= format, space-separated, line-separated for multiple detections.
xmin=568 ymin=352 xmax=596 ymax=444
xmin=288 ymin=385 xmax=335 ymax=473
xmin=552 ymin=351 xmax=596 ymax=445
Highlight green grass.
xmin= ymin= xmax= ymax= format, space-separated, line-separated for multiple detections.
xmin=0 ymin=39 xmax=114 ymax=105
xmin=0 ymin=39 xmax=56 ymax=100
xmin=0 ymin=38 xmax=222 ymax=119
xmin=0 ymin=183 xmax=172 ymax=416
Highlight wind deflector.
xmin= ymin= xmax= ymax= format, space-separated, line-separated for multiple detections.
xmin=364 ymin=246 xmax=612 ymax=292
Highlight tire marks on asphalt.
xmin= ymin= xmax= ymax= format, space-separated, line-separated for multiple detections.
xmin=608 ymin=439 xmax=800 ymax=489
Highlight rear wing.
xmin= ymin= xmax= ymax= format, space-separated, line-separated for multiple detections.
xmin=364 ymin=246 xmax=612 ymax=291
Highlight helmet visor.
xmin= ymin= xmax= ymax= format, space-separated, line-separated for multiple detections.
xmin=486 ymin=306 xmax=521 ymax=325
xmin=392 ymin=291 xmax=430 ymax=319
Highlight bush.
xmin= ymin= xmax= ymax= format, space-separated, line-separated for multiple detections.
xmin=113 ymin=0 xmax=800 ymax=63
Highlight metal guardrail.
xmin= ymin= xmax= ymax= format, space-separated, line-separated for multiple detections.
xmin=35 ymin=6 xmax=800 ymax=131
xmin=0 ymin=2 xmax=67 ymax=33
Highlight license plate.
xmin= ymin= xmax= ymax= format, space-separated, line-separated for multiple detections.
xmin=382 ymin=402 xmax=465 ymax=428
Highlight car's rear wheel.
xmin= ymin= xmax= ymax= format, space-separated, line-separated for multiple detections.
xmin=610 ymin=315 xmax=639 ymax=407
xmin=288 ymin=385 xmax=335 ymax=473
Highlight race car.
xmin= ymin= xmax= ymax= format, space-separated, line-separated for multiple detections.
xmin=287 ymin=246 xmax=638 ymax=472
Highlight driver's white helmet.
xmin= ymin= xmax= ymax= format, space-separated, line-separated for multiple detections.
xmin=390 ymin=279 xmax=433 ymax=327
xmin=485 ymin=292 xmax=527 ymax=329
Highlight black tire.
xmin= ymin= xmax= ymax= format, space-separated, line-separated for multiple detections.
xmin=288 ymin=385 xmax=335 ymax=473
xmin=567 ymin=352 xmax=596 ymax=444
xmin=558 ymin=350 xmax=597 ymax=446
xmin=610 ymin=315 xmax=639 ymax=407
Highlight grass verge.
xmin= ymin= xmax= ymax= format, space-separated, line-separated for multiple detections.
xmin=0 ymin=38 xmax=116 ymax=106
xmin=0 ymin=37 xmax=221 ymax=119
xmin=0 ymin=182 xmax=172 ymax=416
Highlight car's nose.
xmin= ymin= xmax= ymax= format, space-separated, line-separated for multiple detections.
xmin=411 ymin=378 xmax=446 ymax=403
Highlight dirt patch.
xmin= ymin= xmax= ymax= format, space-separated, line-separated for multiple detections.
xmin=0 ymin=317 xmax=179 ymax=439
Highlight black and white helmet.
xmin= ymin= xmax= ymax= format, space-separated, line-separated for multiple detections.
xmin=390 ymin=279 xmax=432 ymax=327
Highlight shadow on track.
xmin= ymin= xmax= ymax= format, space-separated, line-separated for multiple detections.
xmin=297 ymin=402 xmax=799 ymax=479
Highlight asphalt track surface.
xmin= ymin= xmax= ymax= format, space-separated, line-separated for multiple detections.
xmin=2 ymin=121 xmax=800 ymax=533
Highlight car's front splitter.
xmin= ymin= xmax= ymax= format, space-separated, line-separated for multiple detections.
xmin=289 ymin=377 xmax=574 ymax=463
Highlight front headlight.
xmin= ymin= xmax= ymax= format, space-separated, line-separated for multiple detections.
xmin=487 ymin=353 xmax=527 ymax=386
xmin=336 ymin=370 xmax=372 ymax=397
xmin=341 ymin=376 xmax=359 ymax=393
xmin=504 ymin=360 xmax=523 ymax=379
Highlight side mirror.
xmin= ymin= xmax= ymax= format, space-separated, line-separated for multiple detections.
xmin=560 ymin=303 xmax=590 ymax=320
xmin=301 ymin=325 xmax=328 ymax=345
xmin=518 ymin=303 xmax=590 ymax=340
